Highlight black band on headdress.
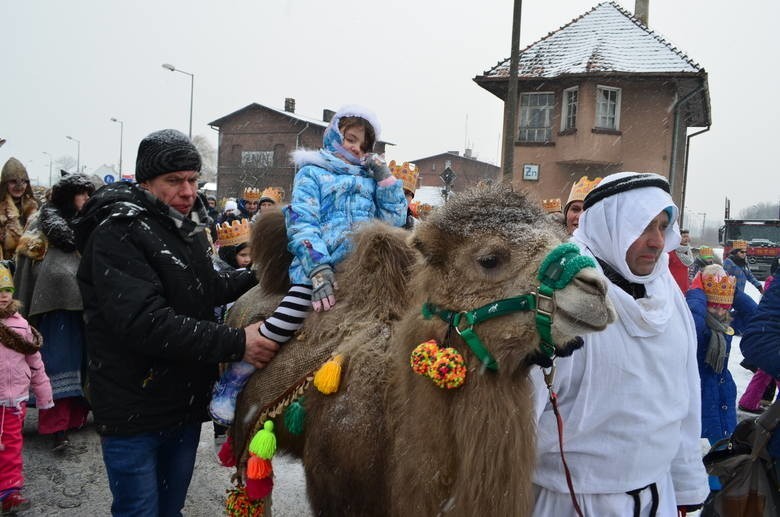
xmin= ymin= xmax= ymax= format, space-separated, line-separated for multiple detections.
xmin=583 ymin=174 xmax=670 ymax=210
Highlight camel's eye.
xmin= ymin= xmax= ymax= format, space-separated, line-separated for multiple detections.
xmin=478 ymin=255 xmax=499 ymax=269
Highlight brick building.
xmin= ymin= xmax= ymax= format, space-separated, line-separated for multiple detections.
xmin=473 ymin=1 xmax=710 ymax=218
xmin=410 ymin=150 xmax=500 ymax=193
xmin=208 ymin=99 xmax=388 ymax=201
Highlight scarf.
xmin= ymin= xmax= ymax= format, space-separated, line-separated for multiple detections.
xmin=675 ymin=245 xmax=695 ymax=267
xmin=0 ymin=303 xmax=42 ymax=355
xmin=704 ymin=312 xmax=730 ymax=373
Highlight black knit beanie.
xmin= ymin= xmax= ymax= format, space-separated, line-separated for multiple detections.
xmin=135 ymin=129 xmax=201 ymax=182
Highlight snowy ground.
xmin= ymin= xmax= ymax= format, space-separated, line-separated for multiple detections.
xmin=19 ymin=275 xmax=765 ymax=515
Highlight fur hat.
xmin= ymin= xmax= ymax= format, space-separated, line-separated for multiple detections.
xmin=135 ymin=129 xmax=201 ymax=182
xmin=389 ymin=161 xmax=418 ymax=196
xmin=0 ymin=263 xmax=13 ymax=292
xmin=699 ymin=264 xmax=736 ymax=308
xmin=564 ymin=176 xmax=601 ymax=215
xmin=51 ymin=174 xmax=96 ymax=214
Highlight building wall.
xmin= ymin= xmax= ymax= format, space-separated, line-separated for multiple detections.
xmin=414 ymin=153 xmax=500 ymax=192
xmin=511 ymin=78 xmax=682 ymax=206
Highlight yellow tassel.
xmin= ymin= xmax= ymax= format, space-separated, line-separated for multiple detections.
xmin=313 ymin=354 xmax=344 ymax=395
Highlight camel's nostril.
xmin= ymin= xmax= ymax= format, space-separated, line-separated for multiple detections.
xmin=573 ymin=269 xmax=608 ymax=297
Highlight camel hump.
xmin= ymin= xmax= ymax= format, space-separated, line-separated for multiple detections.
xmin=251 ymin=209 xmax=293 ymax=295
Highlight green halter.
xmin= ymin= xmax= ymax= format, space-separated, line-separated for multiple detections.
xmin=421 ymin=243 xmax=596 ymax=371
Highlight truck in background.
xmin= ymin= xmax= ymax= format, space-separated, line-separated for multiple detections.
xmin=719 ymin=199 xmax=780 ymax=280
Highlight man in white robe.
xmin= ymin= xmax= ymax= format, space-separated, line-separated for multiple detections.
xmin=531 ymin=172 xmax=709 ymax=516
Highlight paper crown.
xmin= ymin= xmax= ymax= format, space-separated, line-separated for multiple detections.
xmin=566 ymin=176 xmax=602 ymax=210
xmin=542 ymin=198 xmax=562 ymax=213
xmin=242 ymin=187 xmax=261 ymax=202
xmin=698 ymin=246 xmax=714 ymax=260
xmin=0 ymin=263 xmax=13 ymax=292
xmin=216 ymin=218 xmax=250 ymax=247
xmin=259 ymin=187 xmax=284 ymax=205
xmin=389 ymin=160 xmax=419 ymax=195
xmin=732 ymin=240 xmax=748 ymax=251
xmin=701 ymin=266 xmax=736 ymax=307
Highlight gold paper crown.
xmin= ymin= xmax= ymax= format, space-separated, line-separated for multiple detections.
xmin=389 ymin=160 xmax=419 ymax=195
xmin=566 ymin=176 xmax=603 ymax=209
xmin=698 ymin=246 xmax=714 ymax=259
xmin=259 ymin=187 xmax=284 ymax=205
xmin=701 ymin=268 xmax=736 ymax=307
xmin=242 ymin=187 xmax=261 ymax=202
xmin=542 ymin=198 xmax=562 ymax=213
xmin=0 ymin=263 xmax=13 ymax=292
xmin=216 ymin=218 xmax=251 ymax=247
xmin=732 ymin=240 xmax=748 ymax=251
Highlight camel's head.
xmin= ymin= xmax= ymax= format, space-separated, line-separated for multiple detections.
xmin=411 ymin=183 xmax=615 ymax=374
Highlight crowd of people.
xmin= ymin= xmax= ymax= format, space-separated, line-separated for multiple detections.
xmin=0 ymin=105 xmax=778 ymax=516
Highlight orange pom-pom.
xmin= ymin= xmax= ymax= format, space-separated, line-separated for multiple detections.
xmin=429 ymin=347 xmax=467 ymax=389
xmin=410 ymin=340 xmax=440 ymax=376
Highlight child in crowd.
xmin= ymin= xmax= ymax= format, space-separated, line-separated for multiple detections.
xmin=0 ymin=263 xmax=54 ymax=514
xmin=210 ymin=105 xmax=407 ymax=425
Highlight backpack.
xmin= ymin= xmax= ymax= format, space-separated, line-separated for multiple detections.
xmin=702 ymin=399 xmax=780 ymax=516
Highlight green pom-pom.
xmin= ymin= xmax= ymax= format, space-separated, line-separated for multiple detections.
xmin=284 ymin=398 xmax=306 ymax=435
xmin=249 ymin=420 xmax=277 ymax=460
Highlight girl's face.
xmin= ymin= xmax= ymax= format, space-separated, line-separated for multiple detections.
xmin=341 ymin=125 xmax=367 ymax=161
xmin=74 ymin=192 xmax=90 ymax=212
xmin=0 ymin=290 xmax=13 ymax=309
xmin=236 ymin=248 xmax=252 ymax=268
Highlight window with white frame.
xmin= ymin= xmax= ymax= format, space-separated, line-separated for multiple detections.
xmin=595 ymin=86 xmax=621 ymax=130
xmin=561 ymin=87 xmax=578 ymax=131
xmin=241 ymin=151 xmax=274 ymax=168
xmin=519 ymin=92 xmax=554 ymax=142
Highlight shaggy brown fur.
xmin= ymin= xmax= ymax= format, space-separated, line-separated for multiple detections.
xmin=250 ymin=209 xmax=292 ymax=295
xmin=233 ymin=183 xmax=614 ymax=516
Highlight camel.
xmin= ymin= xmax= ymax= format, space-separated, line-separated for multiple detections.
xmin=226 ymin=183 xmax=615 ymax=516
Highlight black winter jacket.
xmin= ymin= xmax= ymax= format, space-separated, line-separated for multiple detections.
xmin=74 ymin=182 xmax=256 ymax=435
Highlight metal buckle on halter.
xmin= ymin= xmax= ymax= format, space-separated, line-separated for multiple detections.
xmin=452 ymin=311 xmax=474 ymax=336
xmin=535 ymin=291 xmax=555 ymax=319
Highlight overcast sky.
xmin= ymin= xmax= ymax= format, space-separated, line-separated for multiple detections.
xmin=1 ymin=0 xmax=776 ymax=228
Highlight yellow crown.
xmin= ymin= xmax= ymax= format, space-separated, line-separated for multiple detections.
xmin=0 ymin=263 xmax=13 ymax=292
xmin=242 ymin=187 xmax=261 ymax=202
xmin=259 ymin=187 xmax=284 ymax=205
xmin=216 ymin=218 xmax=250 ymax=247
xmin=701 ymin=268 xmax=736 ymax=307
xmin=698 ymin=246 xmax=714 ymax=259
xmin=566 ymin=176 xmax=603 ymax=208
xmin=389 ymin=160 xmax=419 ymax=195
xmin=732 ymin=240 xmax=748 ymax=251
xmin=542 ymin=198 xmax=562 ymax=213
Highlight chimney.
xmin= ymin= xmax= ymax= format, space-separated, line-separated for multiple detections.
xmin=464 ymin=148 xmax=473 ymax=158
xmin=284 ymin=97 xmax=296 ymax=113
xmin=323 ymin=109 xmax=336 ymax=123
xmin=634 ymin=0 xmax=649 ymax=26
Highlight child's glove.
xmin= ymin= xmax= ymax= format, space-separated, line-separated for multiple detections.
xmin=310 ymin=264 xmax=337 ymax=312
xmin=363 ymin=153 xmax=392 ymax=182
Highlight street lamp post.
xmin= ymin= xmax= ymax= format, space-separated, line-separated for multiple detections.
xmin=65 ymin=135 xmax=80 ymax=174
xmin=110 ymin=117 xmax=124 ymax=177
xmin=162 ymin=63 xmax=194 ymax=138
xmin=42 ymin=151 xmax=53 ymax=186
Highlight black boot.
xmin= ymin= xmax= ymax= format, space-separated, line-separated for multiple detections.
xmin=52 ymin=430 xmax=70 ymax=452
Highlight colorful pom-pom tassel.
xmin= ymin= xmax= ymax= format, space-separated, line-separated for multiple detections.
xmin=429 ymin=347 xmax=467 ymax=389
xmin=410 ymin=340 xmax=439 ymax=376
xmin=248 ymin=420 xmax=277 ymax=460
xmin=313 ymin=354 xmax=344 ymax=394
xmin=225 ymin=486 xmax=265 ymax=516
xmin=247 ymin=455 xmax=273 ymax=480
xmin=284 ymin=397 xmax=306 ymax=435
xmin=246 ymin=476 xmax=274 ymax=501
xmin=218 ymin=435 xmax=236 ymax=467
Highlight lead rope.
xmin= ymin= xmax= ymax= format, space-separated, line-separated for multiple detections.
xmin=543 ymin=365 xmax=584 ymax=517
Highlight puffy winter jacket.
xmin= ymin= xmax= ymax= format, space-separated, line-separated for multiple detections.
xmin=74 ymin=182 xmax=256 ymax=435
xmin=0 ymin=312 xmax=53 ymax=409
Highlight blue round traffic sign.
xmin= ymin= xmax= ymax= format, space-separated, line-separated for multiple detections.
xmin=103 ymin=174 xmax=115 ymax=184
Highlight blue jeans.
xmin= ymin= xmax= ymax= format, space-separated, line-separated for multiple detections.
xmin=101 ymin=423 xmax=201 ymax=517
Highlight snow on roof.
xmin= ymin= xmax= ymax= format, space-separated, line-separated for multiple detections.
xmin=480 ymin=2 xmax=702 ymax=79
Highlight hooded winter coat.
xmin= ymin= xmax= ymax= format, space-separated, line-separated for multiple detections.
xmin=723 ymin=254 xmax=763 ymax=293
xmin=0 ymin=158 xmax=38 ymax=260
xmin=73 ymin=182 xmax=256 ymax=435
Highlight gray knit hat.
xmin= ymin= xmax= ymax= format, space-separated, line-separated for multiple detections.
xmin=135 ymin=129 xmax=201 ymax=182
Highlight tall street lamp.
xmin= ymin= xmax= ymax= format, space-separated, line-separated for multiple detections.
xmin=42 ymin=151 xmax=53 ymax=186
xmin=65 ymin=135 xmax=80 ymax=173
xmin=110 ymin=117 xmax=124 ymax=177
xmin=161 ymin=63 xmax=194 ymax=138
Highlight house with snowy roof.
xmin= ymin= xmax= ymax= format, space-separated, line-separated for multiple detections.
xmin=208 ymin=98 xmax=390 ymax=200
xmin=473 ymin=1 xmax=710 ymax=212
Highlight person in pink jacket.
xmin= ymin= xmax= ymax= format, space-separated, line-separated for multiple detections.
xmin=0 ymin=263 xmax=53 ymax=514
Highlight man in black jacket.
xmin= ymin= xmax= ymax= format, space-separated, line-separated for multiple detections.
xmin=74 ymin=129 xmax=277 ymax=516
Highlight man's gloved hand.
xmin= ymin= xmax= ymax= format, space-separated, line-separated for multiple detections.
xmin=310 ymin=264 xmax=337 ymax=312
xmin=363 ymin=153 xmax=392 ymax=182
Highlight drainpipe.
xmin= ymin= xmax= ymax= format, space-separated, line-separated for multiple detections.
xmin=669 ymin=85 xmax=705 ymax=210
xmin=295 ymin=122 xmax=310 ymax=172
xmin=679 ymin=124 xmax=710 ymax=224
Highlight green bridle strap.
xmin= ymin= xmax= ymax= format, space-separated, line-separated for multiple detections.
xmin=421 ymin=243 xmax=597 ymax=371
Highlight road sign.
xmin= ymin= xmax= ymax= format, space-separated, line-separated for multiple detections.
xmin=103 ymin=174 xmax=115 ymax=184
xmin=440 ymin=166 xmax=456 ymax=185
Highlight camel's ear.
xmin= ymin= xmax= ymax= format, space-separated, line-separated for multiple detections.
xmin=409 ymin=224 xmax=448 ymax=268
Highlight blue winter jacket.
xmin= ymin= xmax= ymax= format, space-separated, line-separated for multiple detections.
xmin=284 ymin=150 xmax=407 ymax=285
xmin=740 ymin=280 xmax=780 ymax=458
xmin=687 ymin=288 xmax=757 ymax=442
xmin=723 ymin=257 xmax=763 ymax=293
